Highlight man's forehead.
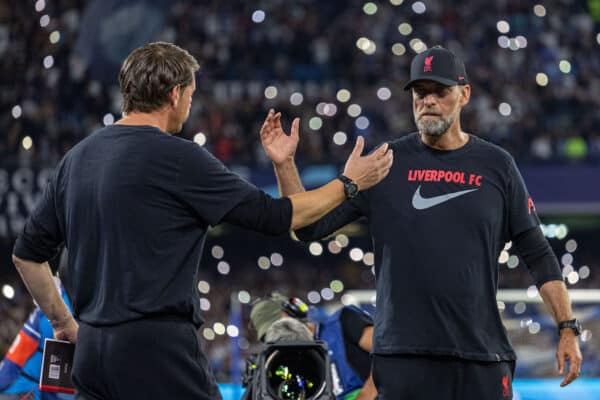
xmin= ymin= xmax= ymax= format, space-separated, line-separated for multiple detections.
xmin=411 ymin=81 xmax=453 ymax=90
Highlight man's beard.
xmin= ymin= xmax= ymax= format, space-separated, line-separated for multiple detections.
xmin=415 ymin=109 xmax=457 ymax=137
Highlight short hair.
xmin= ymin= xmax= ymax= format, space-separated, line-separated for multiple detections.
xmin=118 ymin=42 xmax=200 ymax=114
xmin=264 ymin=317 xmax=313 ymax=343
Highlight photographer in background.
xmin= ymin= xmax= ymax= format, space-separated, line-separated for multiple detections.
xmin=249 ymin=293 xmax=376 ymax=400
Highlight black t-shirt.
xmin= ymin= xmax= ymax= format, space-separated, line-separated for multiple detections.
xmin=14 ymin=125 xmax=291 ymax=326
xmin=297 ymin=133 xmax=540 ymax=361
xmin=339 ymin=307 xmax=373 ymax=380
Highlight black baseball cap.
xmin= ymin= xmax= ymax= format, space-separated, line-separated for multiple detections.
xmin=404 ymin=46 xmax=469 ymax=90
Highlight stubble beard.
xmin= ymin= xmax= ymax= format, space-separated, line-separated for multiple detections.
xmin=415 ymin=106 xmax=459 ymax=138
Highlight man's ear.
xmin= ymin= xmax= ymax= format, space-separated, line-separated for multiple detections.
xmin=169 ymin=85 xmax=181 ymax=108
xmin=459 ymin=85 xmax=471 ymax=106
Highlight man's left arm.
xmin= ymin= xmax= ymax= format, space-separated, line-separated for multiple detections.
xmin=355 ymin=325 xmax=377 ymax=400
xmin=513 ymin=226 xmax=582 ymax=387
xmin=12 ymin=170 xmax=78 ymax=343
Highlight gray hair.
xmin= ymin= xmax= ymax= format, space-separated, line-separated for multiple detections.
xmin=264 ymin=317 xmax=313 ymax=342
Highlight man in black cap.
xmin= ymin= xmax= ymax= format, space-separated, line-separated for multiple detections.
xmin=260 ymin=45 xmax=582 ymax=399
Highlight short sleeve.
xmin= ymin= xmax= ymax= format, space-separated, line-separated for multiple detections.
xmin=13 ymin=172 xmax=64 ymax=263
xmin=176 ymin=143 xmax=258 ymax=226
xmin=340 ymin=306 xmax=373 ymax=345
xmin=507 ymin=156 xmax=540 ymax=238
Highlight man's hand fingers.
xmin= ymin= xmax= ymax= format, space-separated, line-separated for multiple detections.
xmin=351 ymin=136 xmax=365 ymax=158
xmin=291 ymin=118 xmax=300 ymax=139
xmin=373 ymin=142 xmax=389 ymax=158
xmin=557 ymin=353 xmax=565 ymax=375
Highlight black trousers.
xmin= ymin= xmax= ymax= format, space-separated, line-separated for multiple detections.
xmin=372 ymin=354 xmax=515 ymax=400
xmin=72 ymin=317 xmax=222 ymax=400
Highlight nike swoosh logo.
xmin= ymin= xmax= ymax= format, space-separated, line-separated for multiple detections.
xmin=412 ymin=185 xmax=479 ymax=210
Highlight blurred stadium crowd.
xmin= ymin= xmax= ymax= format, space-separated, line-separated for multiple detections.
xmin=1 ymin=0 xmax=600 ymax=382
xmin=2 ymin=0 xmax=600 ymax=167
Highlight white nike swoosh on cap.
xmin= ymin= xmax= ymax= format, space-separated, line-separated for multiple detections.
xmin=412 ymin=185 xmax=479 ymax=210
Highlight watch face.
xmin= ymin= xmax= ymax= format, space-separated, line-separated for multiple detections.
xmin=346 ymin=182 xmax=358 ymax=198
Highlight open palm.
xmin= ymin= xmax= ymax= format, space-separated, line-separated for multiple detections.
xmin=260 ymin=110 xmax=300 ymax=165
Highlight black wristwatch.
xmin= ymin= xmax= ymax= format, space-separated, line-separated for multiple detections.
xmin=338 ymin=174 xmax=359 ymax=199
xmin=558 ymin=319 xmax=582 ymax=336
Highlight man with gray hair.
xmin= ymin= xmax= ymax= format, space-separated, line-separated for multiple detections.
xmin=11 ymin=42 xmax=393 ymax=399
xmin=264 ymin=317 xmax=314 ymax=343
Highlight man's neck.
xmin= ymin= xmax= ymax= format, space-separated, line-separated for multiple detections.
xmin=420 ymin=124 xmax=469 ymax=150
xmin=115 ymin=111 xmax=171 ymax=134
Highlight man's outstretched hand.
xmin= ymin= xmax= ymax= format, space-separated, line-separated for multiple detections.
xmin=260 ymin=109 xmax=300 ymax=166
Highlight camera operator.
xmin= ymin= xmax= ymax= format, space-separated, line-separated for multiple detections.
xmin=249 ymin=293 xmax=377 ymax=400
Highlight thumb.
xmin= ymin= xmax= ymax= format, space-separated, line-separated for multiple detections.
xmin=291 ymin=118 xmax=300 ymax=139
xmin=351 ymin=136 xmax=365 ymax=158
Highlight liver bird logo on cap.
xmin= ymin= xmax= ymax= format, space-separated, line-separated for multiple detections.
xmin=423 ymin=55 xmax=434 ymax=72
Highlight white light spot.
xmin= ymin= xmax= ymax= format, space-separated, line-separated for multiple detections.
xmin=43 ymin=55 xmax=54 ymax=69
xmin=355 ymin=116 xmax=370 ymax=130
xmin=410 ymin=38 xmax=427 ymax=53
xmin=498 ymin=103 xmax=512 ymax=116
xmin=238 ymin=290 xmax=251 ymax=304
xmin=498 ymin=250 xmax=509 ymax=264
xmin=515 ymin=302 xmax=527 ymax=314
xmin=567 ymin=271 xmax=579 ymax=285
xmin=309 ymin=116 xmax=323 ymax=130
xmin=398 ymin=23 xmax=413 ymax=36
xmin=412 ymin=1 xmax=426 ymax=14
xmin=508 ymin=38 xmax=520 ymax=51
xmin=341 ymin=294 xmax=356 ymax=306
xmin=504 ymin=242 xmax=513 ymax=250
xmin=290 ymin=92 xmax=304 ymax=106
xmin=2 ymin=285 xmax=15 ymax=300
xmin=211 ymin=245 xmax=224 ymax=259
xmin=377 ymin=87 xmax=392 ymax=101
xmin=356 ymin=37 xmax=370 ymax=51
xmin=528 ymin=322 xmax=541 ymax=334
xmin=213 ymin=322 xmax=226 ymax=335
xmin=22 ymin=136 xmax=33 ymax=150
xmin=561 ymin=253 xmax=573 ymax=266
xmin=270 ymin=253 xmax=283 ymax=267
xmin=335 ymin=234 xmax=349 ymax=248
xmin=336 ymin=89 xmax=351 ymax=103
xmin=323 ymin=103 xmax=337 ymax=117
xmin=349 ymin=247 xmax=364 ymax=262
xmin=498 ymin=35 xmax=510 ymax=49
xmin=333 ymin=131 xmax=348 ymax=146
xmin=197 ymin=280 xmax=210 ymax=294
xmin=363 ymin=2 xmax=378 ymax=15
xmin=103 ymin=113 xmax=114 ymax=126
xmin=194 ymin=132 xmax=207 ymax=146
xmin=363 ymin=40 xmax=377 ymax=55
xmin=579 ymin=266 xmax=590 ymax=279
xmin=264 ymin=85 xmax=277 ymax=99
xmin=217 ymin=261 xmax=230 ymax=275
xmin=536 ymin=73 xmax=549 ymax=86
xmin=363 ymin=252 xmax=375 ymax=266
xmin=309 ymin=242 xmax=323 ymax=256
xmin=565 ymin=239 xmax=577 ymax=253
xmin=562 ymin=265 xmax=574 ymax=278
xmin=12 ymin=105 xmax=22 ymax=119
xmin=40 ymin=14 xmax=50 ymax=27
xmin=49 ymin=30 xmax=60 ymax=44
xmin=533 ymin=4 xmax=546 ymax=17
xmin=307 ymin=291 xmax=321 ymax=304
xmin=227 ymin=325 xmax=239 ymax=337
xmin=330 ymin=280 xmax=344 ymax=293
xmin=390 ymin=0 xmax=404 ymax=5
xmin=556 ymin=225 xmax=568 ymax=240
xmin=35 ymin=0 xmax=46 ymax=12
xmin=516 ymin=35 xmax=528 ymax=49
xmin=559 ymin=60 xmax=572 ymax=74
xmin=200 ymin=297 xmax=211 ymax=311
xmin=257 ymin=256 xmax=271 ymax=270
xmin=328 ymin=240 xmax=342 ymax=254
xmin=203 ymin=328 xmax=215 ymax=340
xmin=347 ymin=104 xmax=362 ymax=118
xmin=527 ymin=285 xmax=539 ymax=298
xmin=581 ymin=329 xmax=592 ymax=342
xmin=321 ymin=288 xmax=335 ymax=300
xmin=497 ymin=301 xmax=506 ymax=311
xmin=252 ymin=10 xmax=265 ymax=23
xmin=497 ymin=20 xmax=510 ymax=34
xmin=507 ymin=255 xmax=519 ymax=269
xmin=392 ymin=43 xmax=406 ymax=56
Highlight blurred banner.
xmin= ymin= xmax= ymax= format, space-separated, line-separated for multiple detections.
xmin=73 ymin=0 xmax=169 ymax=84
xmin=1 ymin=163 xmax=600 ymax=239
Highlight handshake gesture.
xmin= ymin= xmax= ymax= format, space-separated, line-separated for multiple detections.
xmin=260 ymin=109 xmax=393 ymax=192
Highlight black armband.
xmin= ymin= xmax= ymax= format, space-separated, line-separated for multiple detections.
xmin=513 ymin=226 xmax=563 ymax=288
